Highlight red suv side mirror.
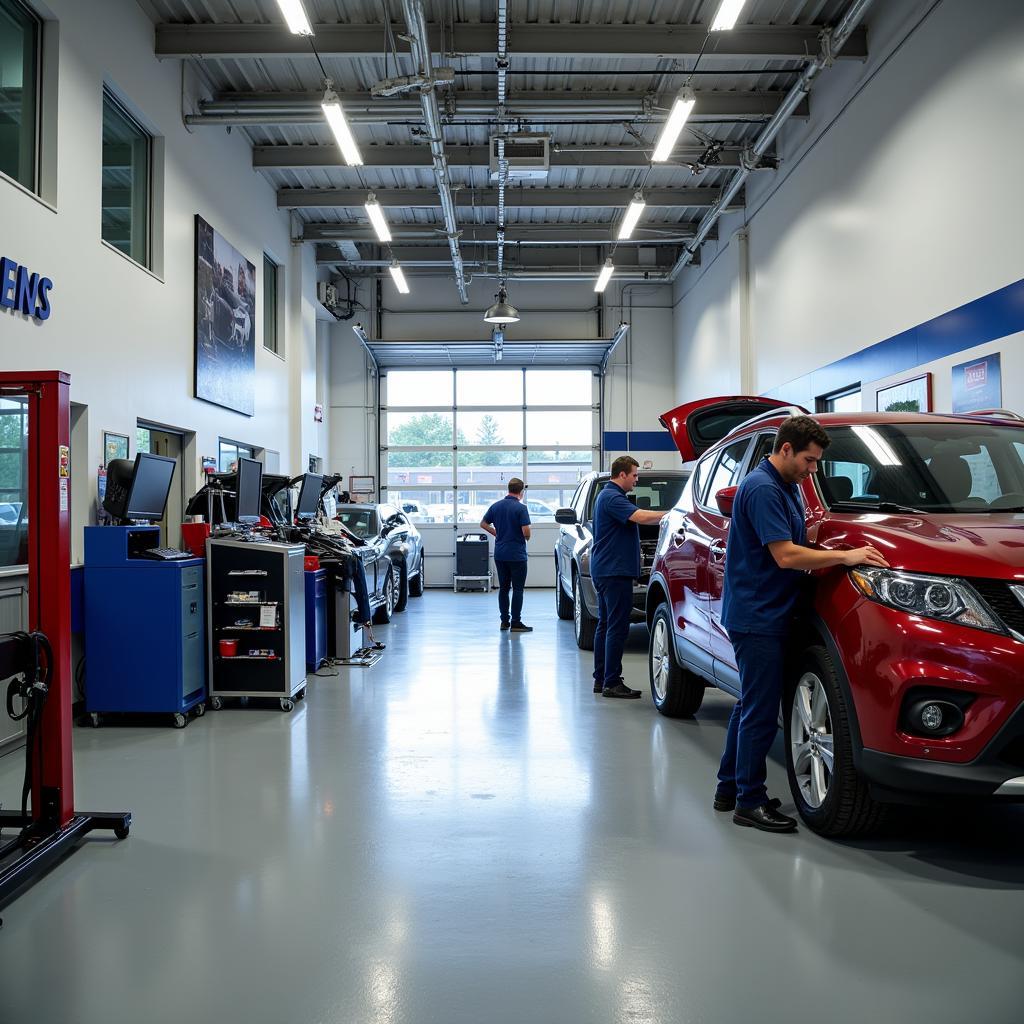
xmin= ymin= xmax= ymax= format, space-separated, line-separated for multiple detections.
xmin=715 ymin=486 xmax=738 ymax=517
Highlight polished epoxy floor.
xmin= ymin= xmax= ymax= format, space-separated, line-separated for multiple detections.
xmin=1 ymin=589 xmax=1023 ymax=1024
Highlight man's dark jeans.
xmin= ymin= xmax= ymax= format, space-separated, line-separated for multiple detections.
xmin=592 ymin=575 xmax=633 ymax=688
xmin=495 ymin=559 xmax=528 ymax=624
xmin=717 ymin=631 xmax=787 ymax=809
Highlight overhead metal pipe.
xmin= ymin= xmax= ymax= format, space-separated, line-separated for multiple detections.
xmin=400 ymin=0 xmax=468 ymax=303
xmin=669 ymin=0 xmax=875 ymax=281
xmin=495 ymin=0 xmax=509 ymax=282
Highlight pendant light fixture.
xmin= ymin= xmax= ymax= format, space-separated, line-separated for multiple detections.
xmin=483 ymin=286 xmax=521 ymax=325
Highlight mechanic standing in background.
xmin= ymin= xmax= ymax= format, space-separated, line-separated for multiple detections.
xmin=715 ymin=416 xmax=890 ymax=833
xmin=591 ymin=456 xmax=667 ymax=699
xmin=481 ymin=478 xmax=533 ymax=632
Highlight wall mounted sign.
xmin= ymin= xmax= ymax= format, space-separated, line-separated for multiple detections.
xmin=103 ymin=431 xmax=129 ymax=466
xmin=0 ymin=255 xmax=53 ymax=321
xmin=952 ymin=353 xmax=1001 ymax=413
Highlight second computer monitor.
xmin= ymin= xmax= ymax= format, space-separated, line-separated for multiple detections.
xmin=295 ymin=473 xmax=323 ymax=521
xmin=235 ymin=456 xmax=263 ymax=524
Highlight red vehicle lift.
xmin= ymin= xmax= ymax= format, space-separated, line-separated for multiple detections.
xmin=0 ymin=371 xmax=129 ymax=919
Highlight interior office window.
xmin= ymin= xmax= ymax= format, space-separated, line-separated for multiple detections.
xmin=0 ymin=396 xmax=28 ymax=568
xmin=218 ymin=439 xmax=253 ymax=473
xmin=817 ymin=386 xmax=861 ymax=414
xmin=263 ymin=254 xmax=279 ymax=354
xmin=136 ymin=426 xmax=151 ymax=453
xmin=0 ymin=0 xmax=39 ymax=190
xmin=101 ymin=89 xmax=151 ymax=267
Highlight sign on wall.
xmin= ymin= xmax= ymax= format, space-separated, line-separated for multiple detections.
xmin=0 ymin=255 xmax=53 ymax=321
xmin=952 ymin=353 xmax=1001 ymax=413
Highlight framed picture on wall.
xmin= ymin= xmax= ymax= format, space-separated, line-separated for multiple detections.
xmin=875 ymin=373 xmax=932 ymax=413
xmin=103 ymin=430 xmax=129 ymax=466
xmin=194 ymin=215 xmax=256 ymax=416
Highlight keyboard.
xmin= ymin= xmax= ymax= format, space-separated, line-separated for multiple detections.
xmin=140 ymin=547 xmax=195 ymax=561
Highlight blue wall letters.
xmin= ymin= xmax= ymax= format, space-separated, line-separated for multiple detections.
xmin=0 ymin=255 xmax=53 ymax=321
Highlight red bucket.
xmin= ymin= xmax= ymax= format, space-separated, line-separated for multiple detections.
xmin=182 ymin=521 xmax=211 ymax=559
xmin=218 ymin=638 xmax=238 ymax=657
xmin=304 ymin=555 xmax=320 ymax=572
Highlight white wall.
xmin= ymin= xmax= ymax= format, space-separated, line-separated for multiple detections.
xmin=0 ymin=0 xmax=318 ymax=554
xmin=672 ymin=0 xmax=1024 ymax=406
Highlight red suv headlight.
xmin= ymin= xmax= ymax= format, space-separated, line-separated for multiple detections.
xmin=849 ymin=567 xmax=1007 ymax=636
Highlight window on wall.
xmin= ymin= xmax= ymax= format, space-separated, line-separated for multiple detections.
xmin=383 ymin=368 xmax=595 ymax=523
xmin=817 ymin=385 xmax=861 ymax=414
xmin=136 ymin=426 xmax=151 ymax=453
xmin=263 ymin=254 xmax=279 ymax=354
xmin=0 ymin=0 xmax=39 ymax=191
xmin=101 ymin=88 xmax=151 ymax=267
xmin=0 ymin=396 xmax=28 ymax=568
xmin=218 ymin=439 xmax=254 ymax=473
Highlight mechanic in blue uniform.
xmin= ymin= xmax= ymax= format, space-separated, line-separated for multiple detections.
xmin=716 ymin=416 xmax=889 ymax=833
xmin=481 ymin=478 xmax=533 ymax=632
xmin=591 ymin=456 xmax=668 ymax=699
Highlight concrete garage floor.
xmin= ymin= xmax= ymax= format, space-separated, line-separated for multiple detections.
xmin=1 ymin=590 xmax=1022 ymax=1024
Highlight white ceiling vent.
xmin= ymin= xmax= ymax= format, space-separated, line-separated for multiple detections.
xmin=489 ymin=133 xmax=551 ymax=181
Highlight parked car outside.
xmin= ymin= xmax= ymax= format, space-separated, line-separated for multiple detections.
xmin=335 ymin=502 xmax=426 ymax=613
xmin=553 ymin=469 xmax=690 ymax=649
xmin=524 ymin=497 xmax=556 ymax=520
xmin=398 ymin=499 xmax=434 ymax=523
xmin=648 ymin=396 xmax=1024 ymax=836
xmin=0 ymin=502 xmax=23 ymax=525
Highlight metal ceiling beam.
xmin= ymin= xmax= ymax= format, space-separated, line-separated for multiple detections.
xmin=317 ymin=246 xmax=677 ymax=269
xmin=311 ymin=224 xmax=712 ymax=248
xmin=279 ymin=187 xmax=736 ymax=210
xmin=254 ymin=143 xmax=752 ymax=170
xmin=155 ymin=23 xmax=866 ymax=61
xmin=192 ymin=90 xmax=804 ymax=126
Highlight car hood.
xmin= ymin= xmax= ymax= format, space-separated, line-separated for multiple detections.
xmin=814 ymin=512 xmax=1024 ymax=582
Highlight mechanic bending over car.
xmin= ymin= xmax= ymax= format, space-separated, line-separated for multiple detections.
xmin=592 ymin=456 xmax=669 ymax=699
xmin=716 ymin=415 xmax=890 ymax=834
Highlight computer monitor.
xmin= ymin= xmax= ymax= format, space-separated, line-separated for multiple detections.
xmin=295 ymin=473 xmax=323 ymax=521
xmin=235 ymin=456 xmax=263 ymax=524
xmin=103 ymin=453 xmax=177 ymax=524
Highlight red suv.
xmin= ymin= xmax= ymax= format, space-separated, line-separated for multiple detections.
xmin=647 ymin=397 xmax=1024 ymax=837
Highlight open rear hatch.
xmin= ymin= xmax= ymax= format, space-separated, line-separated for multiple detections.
xmin=659 ymin=396 xmax=804 ymax=462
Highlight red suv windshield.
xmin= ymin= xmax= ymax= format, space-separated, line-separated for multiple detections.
xmin=817 ymin=422 xmax=1024 ymax=513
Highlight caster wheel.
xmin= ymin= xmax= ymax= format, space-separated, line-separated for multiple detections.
xmin=210 ymin=696 xmax=223 ymax=711
xmin=114 ymin=825 xmax=130 ymax=840
xmin=296 ymin=688 xmax=307 ymax=701
xmin=194 ymin=702 xmax=206 ymax=717
xmin=173 ymin=713 xmax=188 ymax=729
xmin=280 ymin=698 xmax=295 ymax=713
xmin=90 ymin=713 xmax=101 ymax=729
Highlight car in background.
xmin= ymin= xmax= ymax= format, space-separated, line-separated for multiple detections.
xmin=553 ymin=469 xmax=690 ymax=649
xmin=0 ymin=502 xmax=23 ymax=525
xmin=398 ymin=499 xmax=434 ymax=523
xmin=335 ymin=502 xmax=425 ymax=612
xmin=647 ymin=396 xmax=1024 ymax=837
xmin=524 ymin=497 xmax=557 ymax=520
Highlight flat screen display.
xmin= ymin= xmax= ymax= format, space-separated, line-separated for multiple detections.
xmin=236 ymin=456 xmax=263 ymax=523
xmin=125 ymin=453 xmax=177 ymax=521
xmin=295 ymin=473 xmax=323 ymax=520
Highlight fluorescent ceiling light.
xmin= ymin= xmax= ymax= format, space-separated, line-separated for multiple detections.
xmin=274 ymin=0 xmax=313 ymax=36
xmin=483 ymin=287 xmax=521 ymax=324
xmin=594 ymin=259 xmax=614 ymax=294
xmin=652 ymin=86 xmax=697 ymax=163
xmin=617 ymin=192 xmax=646 ymax=240
xmin=710 ymin=0 xmax=748 ymax=32
xmin=321 ymin=90 xmax=362 ymax=166
xmin=364 ymin=194 xmax=391 ymax=242
xmin=388 ymin=262 xmax=410 ymax=294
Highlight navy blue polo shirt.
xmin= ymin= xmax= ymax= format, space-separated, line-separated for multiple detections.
xmin=482 ymin=494 xmax=531 ymax=562
xmin=590 ymin=481 xmax=641 ymax=579
xmin=721 ymin=458 xmax=807 ymax=635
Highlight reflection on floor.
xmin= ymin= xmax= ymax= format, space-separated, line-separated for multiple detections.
xmin=1 ymin=590 xmax=1022 ymax=1024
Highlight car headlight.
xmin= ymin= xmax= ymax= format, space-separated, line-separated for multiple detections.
xmin=849 ymin=567 xmax=1003 ymax=634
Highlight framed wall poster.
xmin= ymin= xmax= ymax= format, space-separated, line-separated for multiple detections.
xmin=875 ymin=373 xmax=932 ymax=413
xmin=952 ymin=353 xmax=1002 ymax=413
xmin=349 ymin=475 xmax=375 ymax=495
xmin=103 ymin=430 xmax=129 ymax=466
xmin=194 ymin=215 xmax=256 ymax=416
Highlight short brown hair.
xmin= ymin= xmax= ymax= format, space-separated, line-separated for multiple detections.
xmin=773 ymin=415 xmax=831 ymax=454
xmin=507 ymin=478 xmax=525 ymax=494
xmin=610 ymin=455 xmax=640 ymax=479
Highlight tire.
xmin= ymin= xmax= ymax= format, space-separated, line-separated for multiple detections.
xmin=409 ymin=552 xmax=425 ymax=597
xmin=280 ymin=698 xmax=295 ymax=712
xmin=783 ymin=645 xmax=886 ymax=838
xmin=372 ymin=566 xmax=396 ymax=624
xmin=648 ymin=604 xmax=704 ymax=718
xmin=393 ymin=564 xmax=410 ymax=613
xmin=554 ymin=558 xmax=574 ymax=620
xmin=173 ymin=712 xmax=188 ymax=729
xmin=572 ymin=571 xmax=597 ymax=651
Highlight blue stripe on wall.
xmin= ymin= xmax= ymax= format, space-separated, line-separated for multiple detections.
xmin=764 ymin=278 xmax=1024 ymax=406
xmin=602 ymin=431 xmax=679 ymax=452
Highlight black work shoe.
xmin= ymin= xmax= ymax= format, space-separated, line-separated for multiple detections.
xmin=714 ymin=793 xmax=782 ymax=813
xmin=510 ymin=622 xmax=533 ymax=632
xmin=602 ymin=682 xmax=641 ymax=699
xmin=500 ymin=622 xmax=511 ymax=630
xmin=593 ymin=681 xmax=604 ymax=693
xmin=733 ymin=804 xmax=798 ymax=833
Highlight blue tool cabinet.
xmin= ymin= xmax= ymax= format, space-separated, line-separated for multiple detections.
xmin=305 ymin=569 xmax=327 ymax=670
xmin=83 ymin=526 xmax=206 ymax=727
